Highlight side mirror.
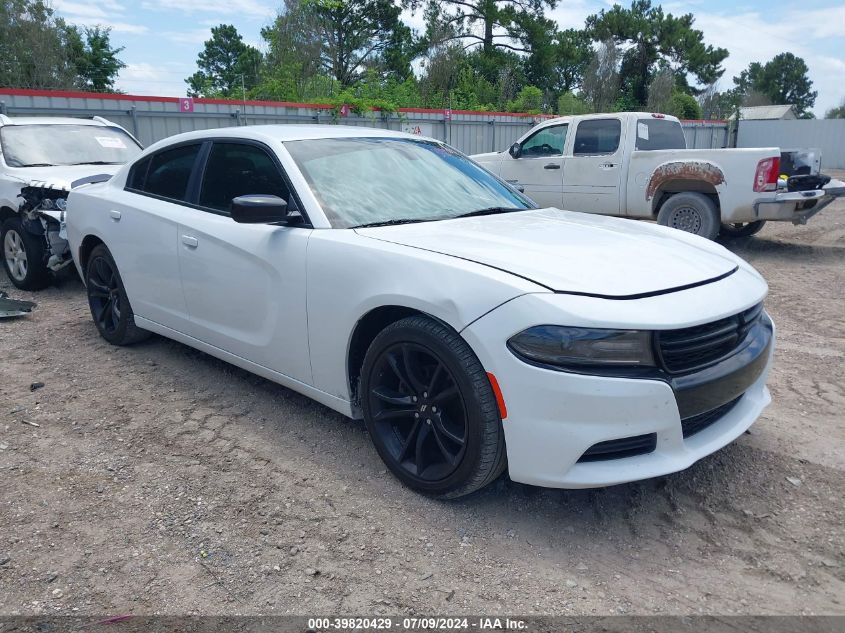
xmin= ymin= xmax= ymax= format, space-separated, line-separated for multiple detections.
xmin=509 ymin=142 xmax=522 ymax=159
xmin=230 ymin=195 xmax=289 ymax=224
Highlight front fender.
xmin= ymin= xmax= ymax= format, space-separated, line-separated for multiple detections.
xmin=305 ymin=230 xmax=545 ymax=402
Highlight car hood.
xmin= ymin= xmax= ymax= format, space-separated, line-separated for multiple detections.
xmin=4 ymin=164 xmax=121 ymax=191
xmin=355 ymin=208 xmax=741 ymax=298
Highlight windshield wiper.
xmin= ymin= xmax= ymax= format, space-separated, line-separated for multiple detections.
xmin=68 ymin=161 xmax=121 ymax=166
xmin=351 ymin=218 xmax=431 ymax=229
xmin=453 ymin=206 xmax=527 ymax=219
xmin=18 ymin=163 xmax=55 ymax=167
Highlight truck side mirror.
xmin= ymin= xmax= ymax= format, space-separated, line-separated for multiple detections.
xmin=509 ymin=142 xmax=522 ymax=159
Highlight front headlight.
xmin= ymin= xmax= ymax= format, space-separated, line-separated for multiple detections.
xmin=507 ymin=326 xmax=655 ymax=368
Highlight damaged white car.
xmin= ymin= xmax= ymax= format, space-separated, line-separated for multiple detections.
xmin=0 ymin=115 xmax=142 ymax=289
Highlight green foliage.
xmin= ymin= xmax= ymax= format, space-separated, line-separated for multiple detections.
xmin=187 ymin=24 xmax=262 ymax=98
xmin=507 ymin=85 xmax=543 ymax=113
xmin=73 ymin=27 xmax=126 ymax=92
xmin=0 ymin=0 xmax=123 ymax=92
xmin=556 ymin=91 xmax=589 ymax=115
xmin=732 ymin=53 xmax=817 ymax=118
xmin=585 ymin=0 xmax=727 ymax=108
xmin=826 ymin=100 xmax=845 ymax=119
xmin=670 ymin=92 xmax=701 ymax=119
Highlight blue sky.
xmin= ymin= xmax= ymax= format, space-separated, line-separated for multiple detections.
xmin=52 ymin=0 xmax=845 ymax=116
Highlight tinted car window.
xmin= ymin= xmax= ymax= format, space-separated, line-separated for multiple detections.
xmin=573 ymin=119 xmax=621 ymax=156
xmin=635 ymin=119 xmax=687 ymax=150
xmin=199 ymin=143 xmax=290 ymax=212
xmin=126 ymin=156 xmax=151 ymax=191
xmin=141 ymin=144 xmax=202 ymax=201
xmin=521 ymin=124 xmax=568 ymax=157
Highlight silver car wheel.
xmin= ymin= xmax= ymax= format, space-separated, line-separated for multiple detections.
xmin=4 ymin=229 xmax=28 ymax=282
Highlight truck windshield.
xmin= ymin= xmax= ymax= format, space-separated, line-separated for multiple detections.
xmin=0 ymin=124 xmax=142 ymax=167
xmin=634 ymin=119 xmax=687 ymax=151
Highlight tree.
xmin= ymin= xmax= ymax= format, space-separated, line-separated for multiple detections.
xmin=580 ymin=39 xmax=621 ymax=113
xmin=557 ymin=91 xmax=589 ymax=115
xmin=733 ymin=53 xmax=816 ymax=118
xmin=507 ymin=85 xmax=543 ymax=113
xmin=418 ymin=0 xmax=557 ymax=57
xmin=826 ymin=99 xmax=845 ymax=119
xmin=72 ymin=27 xmax=125 ymax=92
xmin=0 ymin=0 xmax=80 ymax=89
xmin=262 ymin=0 xmax=408 ymax=89
xmin=186 ymin=24 xmax=263 ymax=98
xmin=585 ymin=0 xmax=727 ymax=108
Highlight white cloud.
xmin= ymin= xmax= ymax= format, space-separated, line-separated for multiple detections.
xmin=53 ymin=0 xmax=149 ymax=34
xmin=139 ymin=0 xmax=275 ymax=19
xmin=161 ymin=29 xmax=213 ymax=46
xmin=116 ymin=62 xmax=194 ymax=96
xmin=693 ymin=6 xmax=845 ymax=116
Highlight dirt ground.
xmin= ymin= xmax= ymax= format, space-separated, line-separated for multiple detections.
xmin=1 ymin=173 xmax=843 ymax=618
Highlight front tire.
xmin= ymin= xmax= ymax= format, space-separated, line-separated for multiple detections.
xmin=719 ymin=220 xmax=766 ymax=238
xmin=657 ymin=192 xmax=720 ymax=240
xmin=85 ymin=244 xmax=149 ymax=346
xmin=2 ymin=217 xmax=50 ymax=290
xmin=361 ymin=316 xmax=506 ymax=498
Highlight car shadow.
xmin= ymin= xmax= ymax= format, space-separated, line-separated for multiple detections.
xmin=719 ymin=235 xmax=845 ymax=263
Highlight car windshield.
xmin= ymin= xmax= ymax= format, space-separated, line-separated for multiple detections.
xmin=285 ymin=137 xmax=533 ymax=228
xmin=0 ymin=124 xmax=142 ymax=168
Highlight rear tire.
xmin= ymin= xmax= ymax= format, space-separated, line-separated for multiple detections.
xmin=657 ymin=192 xmax=720 ymax=240
xmin=85 ymin=244 xmax=150 ymax=346
xmin=719 ymin=220 xmax=766 ymax=238
xmin=2 ymin=217 xmax=50 ymax=290
xmin=361 ymin=315 xmax=506 ymax=498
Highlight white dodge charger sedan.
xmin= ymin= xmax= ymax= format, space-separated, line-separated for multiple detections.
xmin=66 ymin=125 xmax=774 ymax=498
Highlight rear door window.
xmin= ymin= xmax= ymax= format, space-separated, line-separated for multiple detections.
xmin=132 ymin=144 xmax=202 ymax=202
xmin=572 ymin=119 xmax=621 ymax=156
xmin=635 ymin=119 xmax=687 ymax=150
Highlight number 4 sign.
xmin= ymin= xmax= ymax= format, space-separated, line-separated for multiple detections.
xmin=179 ymin=97 xmax=194 ymax=113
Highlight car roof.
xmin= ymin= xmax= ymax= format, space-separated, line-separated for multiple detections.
xmin=0 ymin=115 xmax=114 ymax=127
xmin=149 ymin=124 xmax=422 ymax=146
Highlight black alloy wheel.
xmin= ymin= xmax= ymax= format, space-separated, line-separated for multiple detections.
xmin=85 ymin=244 xmax=149 ymax=346
xmin=368 ymin=341 xmax=468 ymax=481
xmin=361 ymin=315 xmax=507 ymax=498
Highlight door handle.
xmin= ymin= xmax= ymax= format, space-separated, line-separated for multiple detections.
xmin=109 ymin=210 xmax=121 ymax=221
xmin=599 ymin=163 xmax=617 ymax=169
xmin=181 ymin=235 xmax=198 ymax=248
xmin=544 ymin=163 xmax=561 ymax=170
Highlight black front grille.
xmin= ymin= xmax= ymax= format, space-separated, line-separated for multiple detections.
xmin=681 ymin=396 xmax=742 ymax=438
xmin=657 ymin=303 xmax=763 ymax=373
xmin=577 ymin=433 xmax=657 ymax=462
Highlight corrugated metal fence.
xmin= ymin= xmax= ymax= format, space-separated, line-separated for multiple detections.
xmin=737 ymin=119 xmax=845 ymax=169
xmin=0 ymin=88 xmax=728 ymax=155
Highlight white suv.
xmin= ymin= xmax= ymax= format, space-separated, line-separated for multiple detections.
xmin=0 ymin=115 xmax=142 ymax=289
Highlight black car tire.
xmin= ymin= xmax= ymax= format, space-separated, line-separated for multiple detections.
xmin=1 ymin=217 xmax=50 ymax=290
xmin=85 ymin=244 xmax=150 ymax=346
xmin=719 ymin=220 xmax=766 ymax=238
xmin=361 ymin=315 xmax=507 ymax=498
xmin=657 ymin=192 xmax=720 ymax=240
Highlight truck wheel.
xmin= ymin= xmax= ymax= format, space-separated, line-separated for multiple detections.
xmin=1 ymin=217 xmax=50 ymax=290
xmin=719 ymin=221 xmax=766 ymax=238
xmin=657 ymin=192 xmax=720 ymax=241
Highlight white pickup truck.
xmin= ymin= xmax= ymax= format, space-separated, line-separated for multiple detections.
xmin=472 ymin=112 xmax=845 ymax=240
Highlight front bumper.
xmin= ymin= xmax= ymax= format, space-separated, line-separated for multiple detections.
xmin=462 ymin=292 xmax=774 ymax=489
